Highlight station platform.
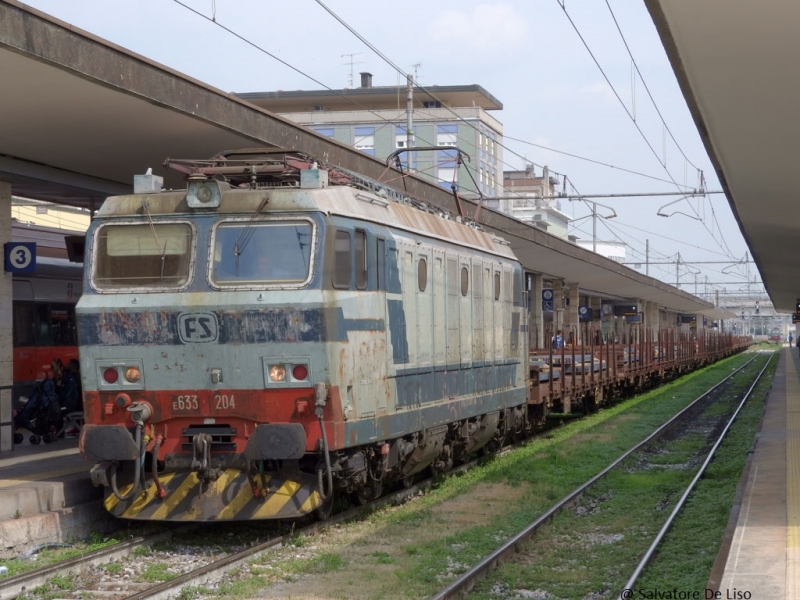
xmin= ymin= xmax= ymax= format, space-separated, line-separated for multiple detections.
xmin=715 ymin=345 xmax=800 ymax=597
xmin=0 ymin=434 xmax=107 ymax=558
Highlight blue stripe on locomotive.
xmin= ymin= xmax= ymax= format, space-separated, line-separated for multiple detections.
xmin=76 ymin=307 xmax=384 ymax=346
xmin=347 ymin=386 xmax=524 ymax=441
xmin=78 ymin=209 xmax=528 ymax=437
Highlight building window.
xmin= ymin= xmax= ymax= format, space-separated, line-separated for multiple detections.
xmin=418 ymin=257 xmax=428 ymax=292
xmin=314 ymin=127 xmax=334 ymax=137
xmin=423 ymin=100 xmax=442 ymax=108
xmin=354 ymin=126 xmax=375 ymax=150
xmin=438 ymin=167 xmax=458 ymax=188
xmin=437 ymin=124 xmax=458 ymax=147
xmin=460 ymin=266 xmax=469 ymax=296
xmin=396 ymin=126 xmax=413 ymax=149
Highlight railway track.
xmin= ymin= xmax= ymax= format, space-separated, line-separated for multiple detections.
xmin=0 ymin=457 xmax=474 ymax=600
xmin=431 ymin=351 xmax=773 ymax=600
xmin=2 ymin=354 xmax=767 ymax=600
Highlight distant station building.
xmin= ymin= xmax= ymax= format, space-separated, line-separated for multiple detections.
xmin=575 ymin=239 xmax=627 ymax=262
xmin=494 ymin=165 xmax=572 ymax=239
xmin=12 ymin=197 xmax=90 ymax=233
xmin=236 ymin=73 xmax=504 ymax=199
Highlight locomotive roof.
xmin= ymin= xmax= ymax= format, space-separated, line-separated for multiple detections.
xmin=100 ymin=150 xmax=516 ymax=260
xmin=98 ymin=184 xmax=517 ymax=261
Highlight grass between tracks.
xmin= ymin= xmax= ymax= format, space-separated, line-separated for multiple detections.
xmin=177 ymin=350 xmax=770 ymax=600
xmin=464 ymin=351 xmax=775 ymax=599
xmin=635 ymin=352 xmax=777 ymax=592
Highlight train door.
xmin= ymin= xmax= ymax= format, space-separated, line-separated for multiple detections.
xmin=459 ymin=257 xmax=473 ymax=368
xmin=446 ymin=255 xmax=460 ymax=366
xmin=416 ymin=248 xmax=431 ymax=365
xmin=493 ymin=266 xmax=503 ymax=363
xmin=483 ymin=263 xmax=494 ymax=392
xmin=503 ymin=267 xmax=513 ymax=358
xmin=392 ymin=242 xmax=419 ymax=410
xmin=401 ymin=244 xmax=417 ymax=367
xmin=374 ymin=237 xmax=387 ymax=414
xmin=472 ymin=261 xmax=484 ymax=365
xmin=432 ymin=250 xmax=446 ymax=369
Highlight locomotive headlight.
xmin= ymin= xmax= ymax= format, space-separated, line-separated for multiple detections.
xmin=269 ymin=365 xmax=286 ymax=382
xmin=195 ymin=185 xmax=213 ymax=203
xmin=125 ymin=366 xmax=141 ymax=383
xmin=186 ymin=175 xmax=226 ymax=208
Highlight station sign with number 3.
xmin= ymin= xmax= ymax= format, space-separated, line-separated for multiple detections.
xmin=4 ymin=242 xmax=36 ymax=274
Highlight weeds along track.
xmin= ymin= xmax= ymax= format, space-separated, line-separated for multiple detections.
xmin=433 ymin=351 xmax=774 ymax=600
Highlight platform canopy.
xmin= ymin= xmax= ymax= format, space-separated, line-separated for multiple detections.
xmin=646 ymin=0 xmax=800 ymax=312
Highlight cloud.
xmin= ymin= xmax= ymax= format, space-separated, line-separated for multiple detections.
xmin=535 ymin=82 xmax=623 ymax=107
xmin=427 ymin=4 xmax=529 ymax=57
xmin=578 ymin=82 xmax=621 ymax=105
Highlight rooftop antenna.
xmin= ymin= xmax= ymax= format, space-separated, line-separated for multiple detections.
xmin=411 ymin=62 xmax=421 ymax=82
xmin=341 ymin=52 xmax=362 ymax=88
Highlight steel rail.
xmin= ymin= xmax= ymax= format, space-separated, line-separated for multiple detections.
xmin=431 ymin=352 xmax=764 ymax=600
xmin=0 ymin=526 xmax=187 ymax=600
xmin=616 ymin=350 xmax=775 ymax=599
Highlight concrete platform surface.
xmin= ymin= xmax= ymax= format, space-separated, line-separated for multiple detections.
xmin=0 ymin=434 xmax=108 ymax=558
xmin=719 ymin=345 xmax=800 ymax=598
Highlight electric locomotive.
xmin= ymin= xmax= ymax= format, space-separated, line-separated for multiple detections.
xmin=78 ymin=149 xmax=528 ymax=521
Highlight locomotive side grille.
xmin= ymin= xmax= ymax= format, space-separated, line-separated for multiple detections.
xmin=181 ymin=425 xmax=238 ymax=452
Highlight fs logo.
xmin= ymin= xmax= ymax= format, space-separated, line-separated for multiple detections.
xmin=178 ymin=312 xmax=219 ymax=343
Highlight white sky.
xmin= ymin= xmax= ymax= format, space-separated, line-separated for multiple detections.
xmin=23 ymin=0 xmax=760 ymax=300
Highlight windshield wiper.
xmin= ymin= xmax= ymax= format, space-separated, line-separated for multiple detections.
xmin=141 ymin=199 xmax=167 ymax=281
xmin=232 ymin=195 xmax=269 ymax=276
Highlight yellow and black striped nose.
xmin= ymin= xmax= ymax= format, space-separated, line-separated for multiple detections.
xmin=104 ymin=469 xmax=322 ymax=521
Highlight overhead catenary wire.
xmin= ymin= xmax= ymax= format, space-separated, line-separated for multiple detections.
xmin=177 ymin=0 xmax=563 ymax=193
xmin=177 ymin=0 xmax=703 ymax=208
xmin=556 ymin=1 xmax=738 ymax=260
xmin=313 ymin=0 xmax=580 ymax=188
xmin=173 ymin=0 xmax=496 ymax=185
xmin=179 ymin=0 xmax=742 ymax=282
xmin=503 ymin=134 xmax=695 ymax=190
xmin=604 ymin=0 xmax=700 ymax=172
xmin=567 ymin=175 xmax=728 ymax=285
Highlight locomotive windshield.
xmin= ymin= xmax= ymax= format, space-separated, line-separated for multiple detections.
xmin=93 ymin=223 xmax=193 ymax=290
xmin=211 ymin=220 xmax=314 ymax=285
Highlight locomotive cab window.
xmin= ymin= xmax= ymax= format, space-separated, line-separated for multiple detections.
xmin=211 ymin=220 xmax=314 ymax=286
xmin=355 ymin=230 xmax=367 ymax=290
xmin=93 ymin=223 xmax=193 ymax=289
xmin=333 ymin=230 xmax=351 ymax=289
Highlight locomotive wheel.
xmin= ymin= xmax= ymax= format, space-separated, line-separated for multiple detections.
xmin=401 ymin=474 xmax=415 ymax=489
xmin=29 ymin=435 xmax=41 ymax=445
xmin=13 ymin=433 xmax=23 ymax=445
xmin=351 ymin=480 xmax=383 ymax=506
xmin=43 ymin=433 xmax=54 ymax=444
